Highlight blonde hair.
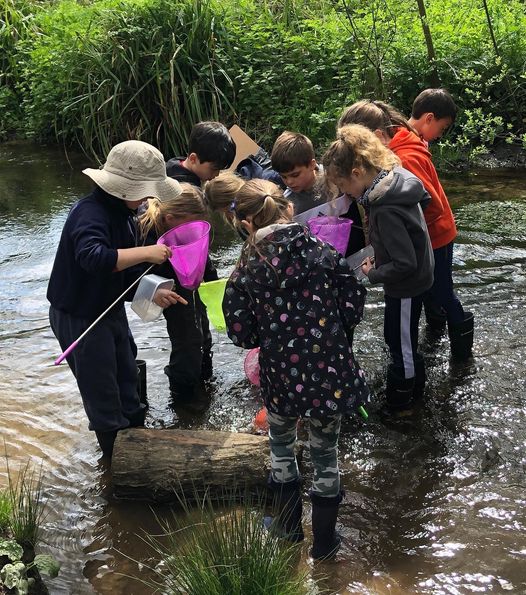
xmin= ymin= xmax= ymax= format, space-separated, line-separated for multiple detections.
xmin=338 ymin=100 xmax=414 ymax=139
xmin=233 ymin=179 xmax=291 ymax=234
xmin=322 ymin=124 xmax=400 ymax=179
xmin=138 ymin=182 xmax=206 ymax=238
xmin=204 ymin=172 xmax=244 ymax=212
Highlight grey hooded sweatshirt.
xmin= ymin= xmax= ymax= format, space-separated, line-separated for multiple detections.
xmin=366 ymin=166 xmax=434 ymax=298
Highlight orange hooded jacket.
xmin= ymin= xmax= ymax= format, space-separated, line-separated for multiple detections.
xmin=389 ymin=128 xmax=456 ymax=249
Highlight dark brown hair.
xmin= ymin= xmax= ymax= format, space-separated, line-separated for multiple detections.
xmin=271 ymin=131 xmax=315 ymax=173
xmin=411 ymin=88 xmax=458 ymax=121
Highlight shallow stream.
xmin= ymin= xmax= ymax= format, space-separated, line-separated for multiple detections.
xmin=0 ymin=143 xmax=525 ymax=593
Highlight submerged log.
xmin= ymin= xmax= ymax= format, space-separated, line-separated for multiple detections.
xmin=111 ymin=428 xmax=270 ymax=502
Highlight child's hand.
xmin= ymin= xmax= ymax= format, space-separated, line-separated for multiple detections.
xmin=153 ymin=287 xmax=188 ymax=308
xmin=361 ymin=257 xmax=374 ymax=276
xmin=147 ymin=244 xmax=172 ymax=264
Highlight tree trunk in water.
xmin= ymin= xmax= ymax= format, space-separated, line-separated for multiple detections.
xmin=111 ymin=428 xmax=270 ymax=502
xmin=415 ymin=0 xmax=441 ymax=87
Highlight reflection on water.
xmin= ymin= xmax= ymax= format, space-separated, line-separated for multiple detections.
xmin=0 ymin=143 xmax=525 ymax=593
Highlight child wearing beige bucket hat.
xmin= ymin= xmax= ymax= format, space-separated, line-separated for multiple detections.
xmin=47 ymin=140 xmax=187 ymax=458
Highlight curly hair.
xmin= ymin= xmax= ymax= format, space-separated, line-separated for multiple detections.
xmin=322 ymin=124 xmax=400 ymax=179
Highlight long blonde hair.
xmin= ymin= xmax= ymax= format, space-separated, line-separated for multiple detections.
xmin=138 ymin=182 xmax=206 ymax=238
xmin=322 ymin=124 xmax=400 ymax=180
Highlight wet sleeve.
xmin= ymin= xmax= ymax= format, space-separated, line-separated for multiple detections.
xmin=367 ymin=210 xmax=418 ymax=285
xmin=222 ymin=270 xmax=260 ymax=349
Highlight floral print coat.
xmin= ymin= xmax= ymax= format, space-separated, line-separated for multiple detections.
xmin=222 ymin=223 xmax=369 ymax=419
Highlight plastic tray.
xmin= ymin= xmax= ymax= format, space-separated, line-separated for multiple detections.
xmin=131 ymin=274 xmax=174 ymax=322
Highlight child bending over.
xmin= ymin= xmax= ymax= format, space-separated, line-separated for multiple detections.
xmin=323 ymin=125 xmax=434 ymax=416
xmin=47 ymin=141 xmax=186 ymax=457
xmin=138 ymin=184 xmax=211 ymax=413
xmin=222 ymin=178 xmax=369 ymax=560
xmin=338 ymin=99 xmax=473 ymax=360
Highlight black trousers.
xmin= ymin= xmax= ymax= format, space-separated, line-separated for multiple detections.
xmin=384 ymin=293 xmax=424 ymax=379
xmin=49 ymin=305 xmax=144 ymax=432
xmin=162 ymin=288 xmax=212 ymax=388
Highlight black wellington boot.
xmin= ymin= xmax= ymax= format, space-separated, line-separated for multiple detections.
xmin=170 ymin=382 xmax=210 ymax=414
xmin=310 ymin=491 xmax=343 ymax=560
xmin=412 ymin=358 xmax=426 ymax=404
xmin=385 ymin=366 xmax=415 ymax=416
xmin=448 ymin=311 xmax=474 ymax=360
xmin=136 ymin=359 xmax=148 ymax=407
xmin=127 ymin=405 xmax=147 ymax=428
xmin=201 ymin=352 xmax=214 ymax=382
xmin=264 ymin=476 xmax=304 ymax=543
xmin=95 ymin=430 xmax=118 ymax=458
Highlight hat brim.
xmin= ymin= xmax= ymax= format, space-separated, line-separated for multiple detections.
xmin=83 ymin=167 xmax=181 ymax=202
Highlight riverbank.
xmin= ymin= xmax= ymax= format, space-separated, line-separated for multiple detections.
xmin=2 ymin=0 xmax=525 ymax=162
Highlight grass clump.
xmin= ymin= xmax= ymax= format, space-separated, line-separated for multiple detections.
xmin=4 ymin=460 xmax=45 ymax=550
xmin=0 ymin=458 xmax=60 ymax=592
xmin=139 ymin=493 xmax=309 ymax=595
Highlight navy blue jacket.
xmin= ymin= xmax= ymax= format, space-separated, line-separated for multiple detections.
xmin=47 ymin=188 xmax=143 ymax=319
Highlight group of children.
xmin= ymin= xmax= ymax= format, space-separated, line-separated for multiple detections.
xmin=48 ymin=88 xmax=473 ymax=561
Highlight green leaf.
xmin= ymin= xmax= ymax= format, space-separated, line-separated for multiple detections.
xmin=0 ymin=537 xmax=23 ymax=561
xmin=34 ymin=553 xmax=61 ymax=578
xmin=0 ymin=561 xmax=26 ymax=590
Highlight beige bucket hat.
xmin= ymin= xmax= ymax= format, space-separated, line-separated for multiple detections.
xmin=83 ymin=140 xmax=182 ymax=202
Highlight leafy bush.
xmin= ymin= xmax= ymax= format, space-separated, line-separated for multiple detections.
xmin=22 ymin=0 xmax=234 ymax=160
xmin=2 ymin=0 xmax=526 ymax=164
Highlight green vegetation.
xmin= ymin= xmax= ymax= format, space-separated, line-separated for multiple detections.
xmin=138 ymin=493 xmax=308 ymax=594
xmin=1 ymin=0 xmax=525 ymax=164
xmin=0 ymin=460 xmax=60 ymax=594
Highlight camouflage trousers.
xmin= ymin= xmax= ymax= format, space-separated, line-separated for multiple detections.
xmin=267 ymin=411 xmax=342 ymax=497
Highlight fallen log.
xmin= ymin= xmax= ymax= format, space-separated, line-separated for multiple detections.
xmin=111 ymin=428 xmax=270 ymax=502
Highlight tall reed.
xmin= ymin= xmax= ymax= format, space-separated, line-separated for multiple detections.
xmin=59 ymin=0 xmax=234 ymax=161
xmin=0 ymin=490 xmax=10 ymax=534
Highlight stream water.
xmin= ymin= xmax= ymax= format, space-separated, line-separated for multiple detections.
xmin=0 ymin=142 xmax=525 ymax=594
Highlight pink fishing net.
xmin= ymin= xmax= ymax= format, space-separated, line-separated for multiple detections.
xmin=157 ymin=221 xmax=210 ymax=290
xmin=307 ymin=216 xmax=352 ymax=255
